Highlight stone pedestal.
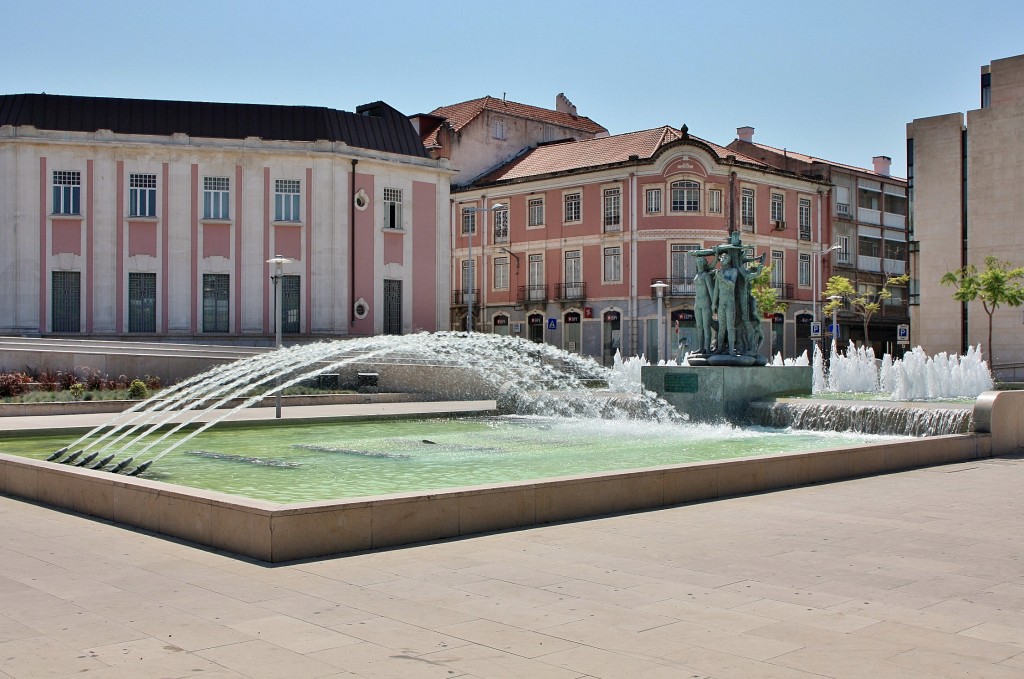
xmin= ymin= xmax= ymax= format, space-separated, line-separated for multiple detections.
xmin=642 ymin=365 xmax=812 ymax=422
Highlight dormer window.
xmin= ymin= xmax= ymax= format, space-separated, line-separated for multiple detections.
xmin=492 ymin=117 xmax=506 ymax=140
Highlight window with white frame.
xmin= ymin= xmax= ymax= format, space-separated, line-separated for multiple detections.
xmin=528 ymin=254 xmax=544 ymax=300
xmin=383 ymin=187 xmax=403 ymax=229
xmin=275 ymin=179 xmax=301 ymax=222
xmin=461 ymin=259 xmax=475 ymax=293
xmin=771 ymin=251 xmax=784 ymax=287
xmin=528 ymin=197 xmax=544 ymax=226
xmin=671 ymin=244 xmax=699 ymax=294
xmin=645 ymin=187 xmax=662 ymax=214
xmin=461 ymin=208 xmax=476 ymax=235
xmin=493 ymin=256 xmax=509 ymax=290
xmin=837 ymin=235 xmax=851 ymax=263
xmin=771 ymin=193 xmax=784 ymax=223
xmin=603 ymin=246 xmax=621 ymax=283
xmin=603 ymin=187 xmax=621 ymax=231
xmin=493 ymin=205 xmax=509 ymax=243
xmin=53 ymin=170 xmax=81 ymax=215
xmin=708 ymin=188 xmax=722 ymax=214
xmin=798 ymin=253 xmax=811 ymax=287
xmin=670 ymin=180 xmax=700 ymax=212
xmin=492 ymin=117 xmax=506 ymax=140
xmin=798 ymin=198 xmax=811 ymax=240
xmin=741 ymin=188 xmax=755 ymax=229
xmin=564 ymin=192 xmax=581 ymax=223
xmin=836 ymin=186 xmax=851 ymax=216
xmin=564 ymin=250 xmax=582 ymax=297
xmin=203 ymin=176 xmax=230 ymax=219
xmin=129 ymin=173 xmax=157 ymax=217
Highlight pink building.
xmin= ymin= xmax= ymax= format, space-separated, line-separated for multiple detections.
xmin=451 ymin=125 xmax=831 ymax=363
xmin=0 ymin=94 xmax=452 ymax=342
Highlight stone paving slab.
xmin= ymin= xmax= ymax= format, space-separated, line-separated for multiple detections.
xmin=1 ymin=447 xmax=1022 ymax=677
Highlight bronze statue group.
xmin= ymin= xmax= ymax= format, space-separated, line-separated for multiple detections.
xmin=688 ymin=232 xmax=768 ymax=367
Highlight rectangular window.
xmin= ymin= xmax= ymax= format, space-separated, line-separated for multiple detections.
xmin=708 ymin=188 xmax=722 ymax=214
xmin=274 ymin=179 xmax=301 ymax=222
xmin=564 ymin=192 xmax=581 ymax=223
xmin=128 ymin=272 xmax=156 ymax=332
xmin=671 ymin=244 xmax=699 ymax=295
xmin=528 ymin=197 xmax=544 ymax=226
xmin=202 ymin=273 xmax=230 ymax=333
xmin=52 ymin=170 xmax=81 ymax=215
xmin=859 ymin=237 xmax=881 ymax=258
xmin=494 ymin=256 xmax=509 ymax=290
xmin=671 ymin=181 xmax=700 ymax=212
xmin=565 ymin=250 xmax=581 ymax=283
xmin=203 ymin=176 xmax=230 ymax=219
xmin=129 ymin=173 xmax=157 ymax=218
xmin=603 ymin=188 xmax=621 ymax=231
xmin=858 ymin=187 xmax=881 ymax=210
xmin=798 ymin=253 xmax=811 ymax=287
xmin=492 ymin=117 xmax=505 ymax=140
xmin=798 ymin=198 xmax=811 ymax=241
xmin=885 ymin=240 xmax=906 ymax=261
xmin=771 ymin=193 xmax=784 ymax=222
xmin=837 ymin=235 xmax=851 ymax=263
xmin=461 ymin=259 xmax=475 ymax=292
xmin=51 ymin=270 xmax=80 ymax=332
xmin=493 ymin=206 xmax=509 ymax=243
xmin=771 ymin=251 xmax=784 ymax=287
xmin=741 ymin=188 xmax=755 ymax=229
xmin=645 ymin=188 xmax=662 ymax=214
xmin=603 ymin=246 xmax=621 ymax=283
xmin=383 ymin=187 xmax=403 ymax=229
xmin=281 ymin=275 xmax=300 ymax=333
xmin=528 ymin=254 xmax=544 ymax=300
xmin=461 ymin=208 xmax=476 ymax=235
xmin=884 ymin=192 xmax=907 ymax=216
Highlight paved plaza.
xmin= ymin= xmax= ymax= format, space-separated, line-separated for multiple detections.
xmin=0 ymin=406 xmax=1023 ymax=678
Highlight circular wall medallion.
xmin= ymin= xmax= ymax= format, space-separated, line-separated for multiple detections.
xmin=354 ymin=189 xmax=369 ymax=211
xmin=353 ymin=297 xmax=369 ymax=319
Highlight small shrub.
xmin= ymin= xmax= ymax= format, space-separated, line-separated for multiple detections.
xmin=84 ymin=368 xmax=106 ymax=391
xmin=0 ymin=371 xmax=31 ymax=398
xmin=69 ymin=383 xmax=85 ymax=400
xmin=36 ymin=371 xmax=59 ymax=392
xmin=144 ymin=374 xmax=162 ymax=390
xmin=127 ymin=379 xmax=149 ymax=400
xmin=57 ymin=370 xmax=79 ymax=391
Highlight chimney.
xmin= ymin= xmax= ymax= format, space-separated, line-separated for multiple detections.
xmin=737 ymin=126 xmax=755 ymax=143
xmin=872 ymin=155 xmax=892 ymax=176
xmin=555 ymin=93 xmax=578 ymax=117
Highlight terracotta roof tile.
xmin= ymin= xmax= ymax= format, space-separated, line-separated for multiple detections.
xmin=746 ymin=141 xmax=905 ymax=180
xmin=423 ymin=95 xmax=607 ymax=147
xmin=476 ymin=126 xmax=769 ymax=183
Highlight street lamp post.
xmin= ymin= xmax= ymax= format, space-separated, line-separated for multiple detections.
xmin=460 ymin=203 xmax=505 ymax=333
xmin=266 ymin=255 xmax=293 ymax=419
xmin=650 ymin=281 xmax=669 ymax=362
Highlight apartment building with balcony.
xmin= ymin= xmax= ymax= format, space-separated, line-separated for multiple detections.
xmin=728 ymin=130 xmax=909 ymax=354
xmin=907 ymin=53 xmax=1024 ymax=378
xmin=0 ymin=93 xmax=452 ymax=341
xmin=450 ymin=125 xmax=830 ymax=364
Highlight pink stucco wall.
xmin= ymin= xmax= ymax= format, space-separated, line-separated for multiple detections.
xmin=203 ymin=224 xmax=231 ymax=258
xmin=129 ymin=222 xmax=158 ymax=257
xmin=412 ymin=181 xmax=437 ymax=331
xmin=351 ymin=171 xmax=375 ymax=335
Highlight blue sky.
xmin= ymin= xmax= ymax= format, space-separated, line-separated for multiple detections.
xmin=5 ymin=0 xmax=1023 ymax=173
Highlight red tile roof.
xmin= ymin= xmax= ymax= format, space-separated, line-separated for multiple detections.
xmin=744 ymin=141 xmax=905 ymax=180
xmin=423 ymin=96 xmax=607 ymax=147
xmin=475 ymin=126 xmax=769 ymax=184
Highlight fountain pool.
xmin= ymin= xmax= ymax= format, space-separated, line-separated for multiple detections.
xmin=0 ymin=416 xmax=905 ymax=503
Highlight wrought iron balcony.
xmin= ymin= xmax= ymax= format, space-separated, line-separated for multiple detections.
xmin=771 ymin=282 xmax=795 ymax=299
xmin=649 ymin=277 xmax=695 ymax=298
xmin=451 ymin=289 xmax=479 ymax=307
xmin=554 ymin=282 xmax=587 ymax=302
xmin=517 ymin=285 xmax=548 ymax=304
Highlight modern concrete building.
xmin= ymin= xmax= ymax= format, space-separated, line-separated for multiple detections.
xmin=729 ymin=130 xmax=910 ymax=355
xmin=450 ymin=125 xmax=830 ymax=364
xmin=412 ymin=94 xmax=608 ymax=186
xmin=0 ymin=94 xmax=453 ymax=343
xmin=907 ymin=54 xmax=1024 ymax=378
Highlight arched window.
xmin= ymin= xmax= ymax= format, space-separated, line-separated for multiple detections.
xmin=670 ymin=180 xmax=701 ymax=212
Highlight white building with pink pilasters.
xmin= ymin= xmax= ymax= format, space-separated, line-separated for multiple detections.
xmin=0 ymin=94 xmax=452 ymax=343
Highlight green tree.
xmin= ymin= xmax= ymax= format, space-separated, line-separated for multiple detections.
xmin=940 ymin=256 xmax=1024 ymax=362
xmin=750 ymin=265 xmax=787 ymax=356
xmin=822 ymin=273 xmax=909 ymax=346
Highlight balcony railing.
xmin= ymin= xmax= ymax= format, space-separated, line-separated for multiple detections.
xmin=554 ymin=282 xmax=587 ymax=302
xmin=883 ymin=259 xmax=906 ymax=275
xmin=451 ymin=289 xmax=479 ymax=306
xmin=651 ymin=277 xmax=695 ymax=297
xmin=771 ymin=282 xmax=795 ymax=299
xmin=517 ymin=285 xmax=548 ymax=304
